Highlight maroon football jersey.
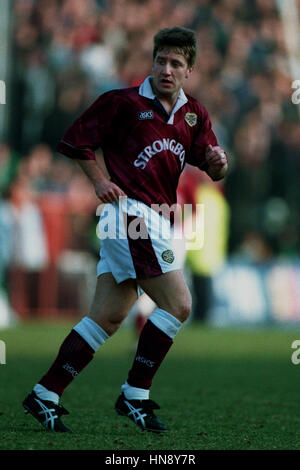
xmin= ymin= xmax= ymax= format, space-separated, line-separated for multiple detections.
xmin=57 ymin=76 xmax=218 ymax=208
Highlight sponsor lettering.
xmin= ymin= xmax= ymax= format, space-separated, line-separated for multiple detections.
xmin=134 ymin=138 xmax=185 ymax=170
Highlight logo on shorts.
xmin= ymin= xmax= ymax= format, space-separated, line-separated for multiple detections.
xmin=184 ymin=112 xmax=197 ymax=127
xmin=138 ymin=110 xmax=154 ymax=120
xmin=162 ymin=249 xmax=174 ymax=264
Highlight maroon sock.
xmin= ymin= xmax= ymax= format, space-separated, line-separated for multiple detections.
xmin=127 ymin=319 xmax=173 ymax=390
xmin=39 ymin=329 xmax=94 ymax=396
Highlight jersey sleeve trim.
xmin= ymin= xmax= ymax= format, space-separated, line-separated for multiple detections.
xmin=56 ymin=139 xmax=96 ymax=161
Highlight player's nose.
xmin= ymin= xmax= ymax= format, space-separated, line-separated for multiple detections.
xmin=162 ymin=62 xmax=172 ymax=75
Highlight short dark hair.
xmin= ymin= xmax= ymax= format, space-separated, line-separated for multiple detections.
xmin=153 ymin=26 xmax=197 ymax=67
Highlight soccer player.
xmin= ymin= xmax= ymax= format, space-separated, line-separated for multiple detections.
xmin=23 ymin=26 xmax=228 ymax=433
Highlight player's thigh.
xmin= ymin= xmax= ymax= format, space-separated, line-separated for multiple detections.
xmin=89 ymin=273 xmax=138 ymax=328
xmin=137 ymin=270 xmax=192 ymax=322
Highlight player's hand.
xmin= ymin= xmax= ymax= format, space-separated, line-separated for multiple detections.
xmin=205 ymin=145 xmax=228 ymax=181
xmin=94 ymin=179 xmax=127 ymax=203
xmin=205 ymin=145 xmax=227 ymax=169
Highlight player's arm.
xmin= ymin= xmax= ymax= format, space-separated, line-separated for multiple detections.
xmin=204 ymin=144 xmax=228 ymax=181
xmin=57 ymin=91 xmax=126 ymax=203
xmin=76 ymin=159 xmax=126 ymax=203
xmin=187 ymin=106 xmax=228 ymax=181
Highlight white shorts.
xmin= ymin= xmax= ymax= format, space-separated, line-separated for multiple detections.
xmin=96 ymin=198 xmax=183 ymax=284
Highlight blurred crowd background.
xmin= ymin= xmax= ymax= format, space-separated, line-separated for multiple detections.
xmin=0 ymin=0 xmax=300 ymax=325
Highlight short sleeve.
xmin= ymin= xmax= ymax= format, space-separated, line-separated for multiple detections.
xmin=186 ymin=106 xmax=218 ymax=171
xmin=56 ymin=90 xmax=122 ymax=160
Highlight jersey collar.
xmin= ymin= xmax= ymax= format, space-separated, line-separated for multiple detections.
xmin=139 ymin=76 xmax=188 ymax=125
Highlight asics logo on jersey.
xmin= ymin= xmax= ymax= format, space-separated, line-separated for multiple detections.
xmin=134 ymin=138 xmax=185 ymax=170
xmin=138 ymin=110 xmax=154 ymax=120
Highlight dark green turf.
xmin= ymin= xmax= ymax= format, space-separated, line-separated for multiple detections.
xmin=1 ymin=320 xmax=300 ymax=450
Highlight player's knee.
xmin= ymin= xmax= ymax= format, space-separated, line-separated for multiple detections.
xmin=93 ymin=317 xmax=123 ymax=336
xmin=174 ymin=296 xmax=192 ymax=323
xmin=90 ymin=311 xmax=127 ymax=336
xmin=103 ymin=320 xmax=122 ymax=336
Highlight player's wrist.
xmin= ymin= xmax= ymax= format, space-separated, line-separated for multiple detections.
xmin=207 ymin=162 xmax=228 ymax=181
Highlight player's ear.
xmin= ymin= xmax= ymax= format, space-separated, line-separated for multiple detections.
xmin=186 ymin=66 xmax=194 ymax=79
xmin=152 ymin=54 xmax=157 ymax=71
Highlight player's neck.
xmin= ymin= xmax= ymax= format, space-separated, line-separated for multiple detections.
xmin=150 ymin=78 xmax=180 ymax=115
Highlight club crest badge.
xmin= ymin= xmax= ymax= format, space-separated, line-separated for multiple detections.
xmin=162 ymin=249 xmax=175 ymax=264
xmin=184 ymin=112 xmax=197 ymax=127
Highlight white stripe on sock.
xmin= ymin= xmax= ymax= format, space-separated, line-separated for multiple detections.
xmin=121 ymin=382 xmax=149 ymax=400
xmin=73 ymin=316 xmax=109 ymax=352
xmin=33 ymin=383 xmax=59 ymax=405
xmin=149 ymin=307 xmax=182 ymax=339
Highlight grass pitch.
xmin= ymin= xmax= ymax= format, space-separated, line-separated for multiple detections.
xmin=1 ymin=319 xmax=300 ymax=450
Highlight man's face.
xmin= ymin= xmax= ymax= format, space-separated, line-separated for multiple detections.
xmin=152 ymin=48 xmax=193 ymax=98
